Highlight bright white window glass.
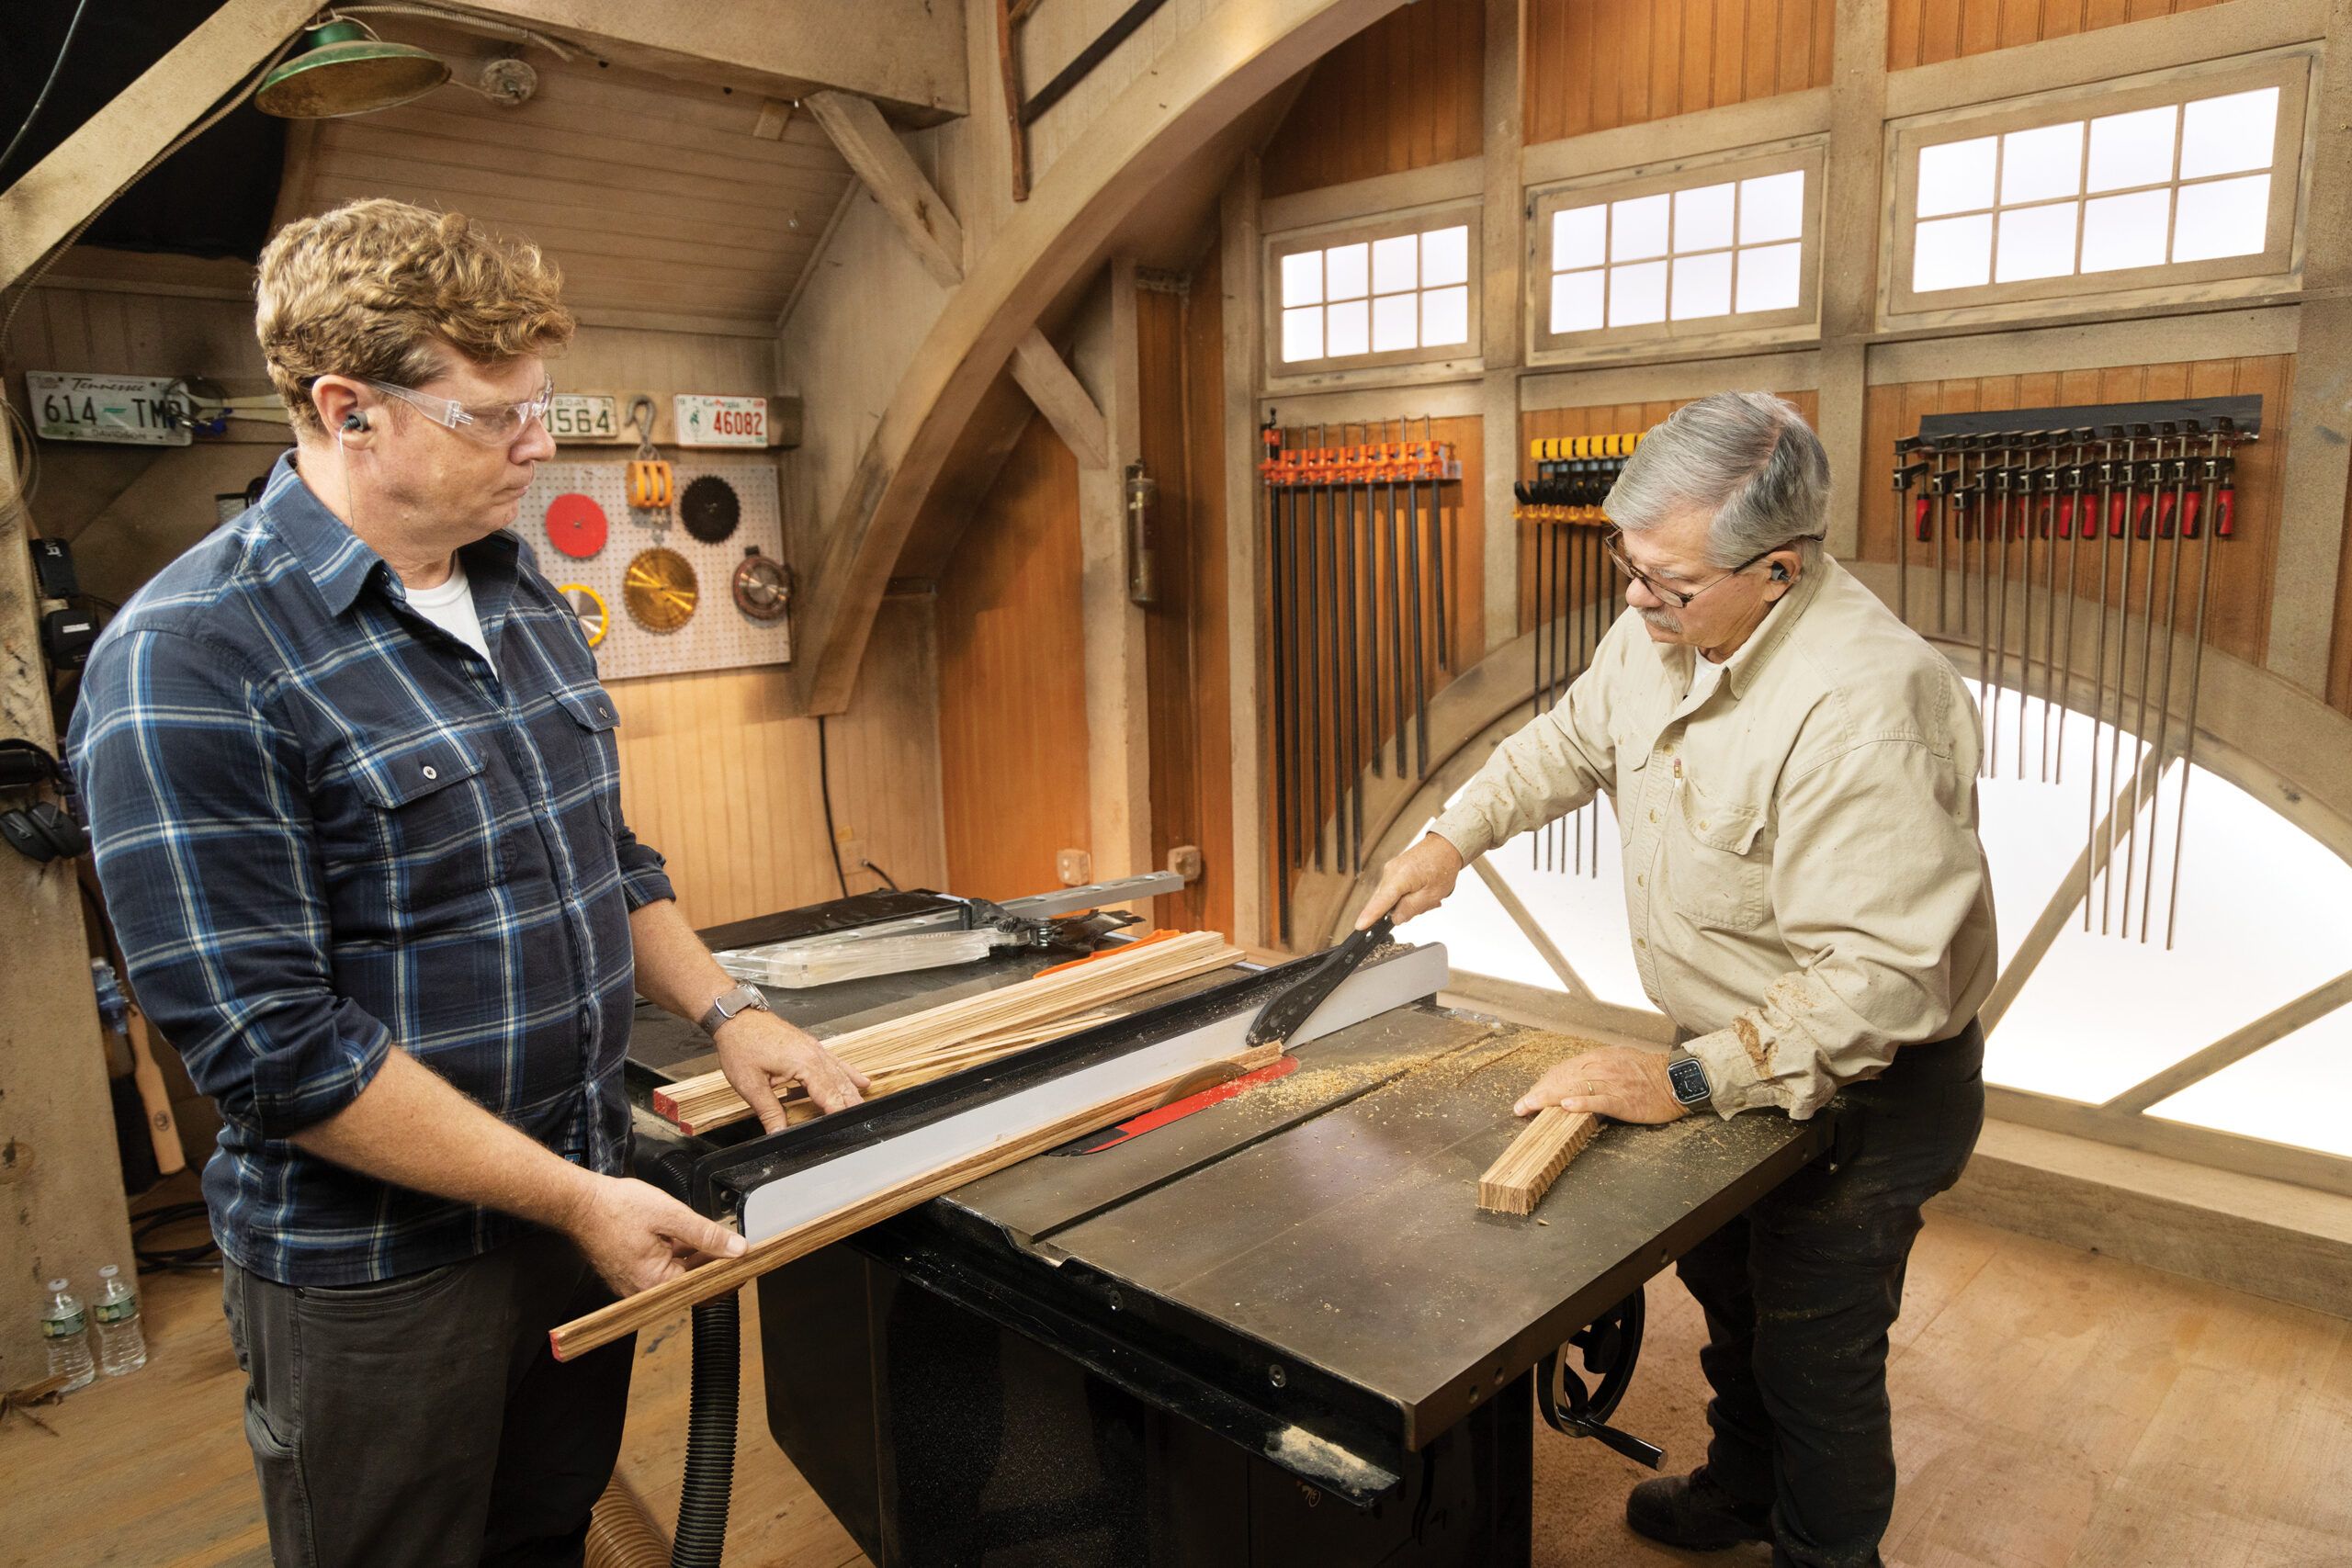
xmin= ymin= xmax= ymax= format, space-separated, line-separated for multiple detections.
xmin=2170 ymin=173 xmax=2271 ymax=261
xmin=1999 ymin=122 xmax=2086 ymax=207
xmin=2148 ymin=1001 xmax=2352 ymax=1158
xmin=1371 ymin=291 xmax=1419 ymax=352
xmin=1372 ymin=233 xmax=1418 ymax=296
xmin=1280 ymin=250 xmax=1323 ymax=308
xmin=1325 ymin=243 xmax=1370 ymax=301
xmin=1912 ymin=212 xmax=1995 ymax=291
xmin=1973 ymin=694 xmax=2149 ymax=968
xmin=1325 ymin=298 xmax=1370 ymax=357
xmin=1989 ymin=761 xmax=2352 ymax=1104
xmin=1423 ymin=225 xmax=1471 ymax=287
xmin=1280 ymin=306 xmax=1323 ymax=363
xmin=1671 ymin=251 xmax=1734 ymax=319
xmin=1554 ymin=205 xmax=1609 ymax=271
xmin=1611 ymin=193 xmax=1671 ymax=262
xmin=1609 ymin=259 xmax=1668 ymax=325
xmin=1550 ymin=269 xmax=1606 ymax=333
xmin=1737 ymin=170 xmax=1806 ymax=243
xmin=2086 ymin=105 xmax=2177 ymax=194
xmin=2178 ymin=86 xmax=2278 ymax=180
xmin=1917 ymin=136 xmax=1998 ymax=218
xmin=1736 ymin=242 xmax=1803 ymax=311
xmin=1675 ymin=182 xmax=1737 ymax=252
xmin=1414 ymin=793 xmax=1661 ymax=1015
xmin=2080 ymin=187 xmax=2173 ymax=273
xmin=1422 ymin=284 xmax=1471 ymax=345
xmin=1995 ymin=200 xmax=2081 ymax=282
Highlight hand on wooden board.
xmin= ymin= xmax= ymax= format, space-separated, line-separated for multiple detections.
xmin=565 ymin=1175 xmax=747 ymax=1297
xmin=1515 ymin=1045 xmax=1688 ymax=1125
xmin=714 ymin=1010 xmax=872 ymax=1130
xmin=1355 ymin=832 xmax=1466 ymax=930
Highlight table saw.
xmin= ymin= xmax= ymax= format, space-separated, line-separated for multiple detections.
xmin=625 ymin=885 xmax=1831 ymax=1567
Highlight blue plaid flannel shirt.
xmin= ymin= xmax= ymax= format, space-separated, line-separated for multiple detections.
xmin=69 ymin=453 xmax=673 ymax=1286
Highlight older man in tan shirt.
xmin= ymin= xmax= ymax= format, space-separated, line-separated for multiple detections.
xmin=1359 ymin=392 xmax=1994 ymax=1568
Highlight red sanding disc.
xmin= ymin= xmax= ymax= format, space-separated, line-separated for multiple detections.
xmin=544 ymin=492 xmax=608 ymax=558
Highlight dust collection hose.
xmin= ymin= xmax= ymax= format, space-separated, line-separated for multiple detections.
xmin=651 ymin=1151 xmax=739 ymax=1568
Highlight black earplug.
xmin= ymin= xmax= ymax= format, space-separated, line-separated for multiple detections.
xmin=343 ymin=411 xmax=368 ymax=433
xmin=1770 ymin=561 xmax=1790 ymax=581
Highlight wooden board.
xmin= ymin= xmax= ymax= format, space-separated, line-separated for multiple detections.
xmin=1476 ymin=1106 xmax=1600 ymax=1215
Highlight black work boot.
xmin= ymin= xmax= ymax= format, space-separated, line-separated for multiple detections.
xmin=1625 ymin=1468 xmax=1772 ymax=1551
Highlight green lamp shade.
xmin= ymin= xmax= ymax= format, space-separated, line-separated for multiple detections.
xmin=255 ymin=22 xmax=450 ymax=118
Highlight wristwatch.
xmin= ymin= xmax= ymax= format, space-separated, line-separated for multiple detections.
xmin=697 ymin=981 xmax=773 ymax=1035
xmin=1666 ymin=1050 xmax=1713 ymax=1109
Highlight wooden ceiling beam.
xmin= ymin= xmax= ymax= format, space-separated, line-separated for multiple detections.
xmin=1008 ymin=329 xmax=1108 ymax=468
xmin=431 ymin=0 xmax=967 ymax=124
xmin=805 ymin=91 xmax=966 ymax=288
xmin=0 ymin=0 xmax=316 ymax=291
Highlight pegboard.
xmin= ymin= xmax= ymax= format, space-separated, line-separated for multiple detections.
xmin=520 ymin=457 xmax=791 ymax=680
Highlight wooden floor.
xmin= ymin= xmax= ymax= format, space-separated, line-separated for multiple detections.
xmin=7 ymin=1205 xmax=2347 ymax=1568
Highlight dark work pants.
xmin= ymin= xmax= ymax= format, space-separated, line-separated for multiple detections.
xmin=1674 ymin=1021 xmax=1984 ymax=1568
xmin=221 ymin=1229 xmax=636 ymax=1568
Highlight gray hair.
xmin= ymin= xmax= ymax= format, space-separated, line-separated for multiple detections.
xmin=1603 ymin=391 xmax=1829 ymax=569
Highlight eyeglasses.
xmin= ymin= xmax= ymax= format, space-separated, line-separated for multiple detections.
xmin=361 ymin=377 xmax=554 ymax=447
xmin=1603 ymin=529 xmax=1821 ymax=609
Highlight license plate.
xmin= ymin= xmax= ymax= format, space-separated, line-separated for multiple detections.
xmin=28 ymin=372 xmax=190 ymax=447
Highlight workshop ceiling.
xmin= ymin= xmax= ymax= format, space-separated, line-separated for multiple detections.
xmin=285 ymin=21 xmax=856 ymax=329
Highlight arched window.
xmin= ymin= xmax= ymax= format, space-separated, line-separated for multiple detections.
xmin=1416 ymin=681 xmax=2352 ymax=1178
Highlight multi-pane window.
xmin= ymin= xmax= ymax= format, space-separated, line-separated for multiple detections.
xmin=1890 ymin=59 xmax=2308 ymax=314
xmin=1275 ymin=220 xmax=1475 ymax=368
xmin=1547 ymin=170 xmax=1805 ymax=333
xmin=1527 ymin=145 xmax=1824 ymax=357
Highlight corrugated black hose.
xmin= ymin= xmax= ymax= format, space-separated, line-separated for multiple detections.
xmin=650 ymin=1151 xmax=738 ymax=1568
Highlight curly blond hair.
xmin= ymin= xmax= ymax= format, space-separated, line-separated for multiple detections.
xmin=255 ymin=197 xmax=574 ymax=436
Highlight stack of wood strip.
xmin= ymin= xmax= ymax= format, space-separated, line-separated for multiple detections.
xmin=653 ymin=931 xmax=1246 ymax=1134
xmin=1476 ymin=1108 xmax=1600 ymax=1216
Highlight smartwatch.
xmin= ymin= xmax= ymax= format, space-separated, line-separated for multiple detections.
xmin=697 ymin=981 xmax=773 ymax=1035
xmin=1666 ymin=1051 xmax=1713 ymax=1109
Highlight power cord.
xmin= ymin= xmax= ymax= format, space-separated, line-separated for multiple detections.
xmin=814 ymin=715 xmax=849 ymax=899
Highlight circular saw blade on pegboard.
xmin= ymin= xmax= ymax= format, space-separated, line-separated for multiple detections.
xmin=519 ymin=458 xmax=791 ymax=680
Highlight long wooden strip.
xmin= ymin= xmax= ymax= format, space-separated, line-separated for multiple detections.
xmin=654 ymin=935 xmax=1242 ymax=1133
xmin=551 ymin=1041 xmax=1281 ymax=1360
xmin=1476 ymin=1108 xmax=1600 ymax=1216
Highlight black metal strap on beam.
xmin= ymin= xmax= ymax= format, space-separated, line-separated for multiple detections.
xmin=1019 ymin=0 xmax=1173 ymax=124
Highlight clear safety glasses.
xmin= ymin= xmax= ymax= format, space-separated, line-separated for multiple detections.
xmin=361 ymin=377 xmax=554 ymax=447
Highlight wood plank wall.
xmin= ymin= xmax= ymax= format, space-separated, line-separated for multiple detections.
xmin=1136 ymin=254 xmax=1238 ymax=938
xmin=1857 ymin=357 xmax=2292 ymax=671
xmin=605 ymin=599 xmax=947 ymax=929
xmin=1259 ymin=0 xmax=1485 ymax=197
xmin=933 ymin=414 xmax=1094 ymax=902
xmin=1520 ymin=392 xmax=1820 ymax=632
xmin=1885 ymin=0 xmax=2233 ymax=72
xmin=2334 ymin=479 xmax=2352 ymax=718
xmin=1522 ymin=0 xmax=1835 ymax=146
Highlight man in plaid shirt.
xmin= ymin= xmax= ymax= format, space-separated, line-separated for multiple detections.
xmin=69 ymin=198 xmax=865 ymax=1568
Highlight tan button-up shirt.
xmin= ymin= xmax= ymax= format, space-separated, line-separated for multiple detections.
xmin=1430 ymin=556 xmax=1996 ymax=1120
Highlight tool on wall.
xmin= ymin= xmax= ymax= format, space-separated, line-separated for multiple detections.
xmin=1889 ymin=396 xmax=2258 ymax=948
xmin=624 ymin=395 xmax=673 ymax=520
xmin=1125 ymin=461 xmax=1159 ymax=605
xmin=1514 ymin=433 xmax=1637 ymax=877
xmin=730 ymin=547 xmax=793 ymax=623
xmin=559 ymin=582 xmax=610 ymax=648
xmin=680 ymin=474 xmax=741 ymax=544
xmin=543 ymin=491 xmax=608 ymax=558
xmin=623 ymin=547 xmax=699 ymax=634
xmin=1259 ymin=416 xmax=1463 ymax=944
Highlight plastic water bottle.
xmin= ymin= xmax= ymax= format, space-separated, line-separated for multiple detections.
xmin=40 ymin=1280 xmax=96 ymax=1391
xmin=94 ymin=1264 xmax=147 ymax=1376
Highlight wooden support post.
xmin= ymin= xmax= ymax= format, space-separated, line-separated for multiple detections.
xmin=805 ymin=90 xmax=967 ymax=288
xmin=1220 ymin=158 xmax=1270 ymax=946
xmin=0 ymin=0 xmax=314 ymax=289
xmin=1815 ymin=0 xmax=1891 ymax=560
xmin=1075 ymin=260 xmax=1154 ymax=891
xmin=0 ymin=389 xmax=136 ymax=1388
xmin=1476 ymin=1107 xmax=1600 ymax=1216
xmin=1479 ymin=0 xmax=1526 ymax=656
